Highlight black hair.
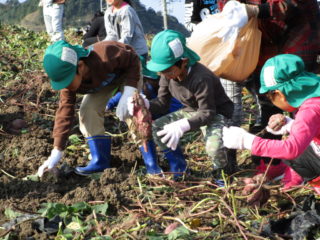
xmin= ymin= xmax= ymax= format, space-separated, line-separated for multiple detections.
xmin=266 ymin=90 xmax=277 ymax=100
xmin=124 ymin=0 xmax=132 ymax=6
xmin=174 ymin=59 xmax=183 ymax=68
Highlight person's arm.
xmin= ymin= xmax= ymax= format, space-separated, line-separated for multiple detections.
xmin=53 ymin=89 xmax=77 ymax=150
xmin=254 ymin=0 xmax=299 ymax=20
xmin=252 ymin=105 xmax=320 ymax=160
xmin=149 ymin=75 xmax=172 ymax=116
xmin=106 ymin=92 xmax=122 ymax=110
xmin=83 ymin=19 xmax=100 ymax=40
xmin=117 ymin=7 xmax=136 ymax=45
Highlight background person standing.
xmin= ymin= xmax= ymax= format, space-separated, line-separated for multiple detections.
xmin=39 ymin=0 xmax=65 ymax=42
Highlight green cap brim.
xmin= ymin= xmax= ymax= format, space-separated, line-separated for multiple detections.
xmin=147 ymin=59 xmax=174 ymax=73
xmin=50 ymin=70 xmax=75 ymax=90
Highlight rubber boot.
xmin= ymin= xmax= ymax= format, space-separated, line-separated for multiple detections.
xmin=75 ymin=135 xmax=111 ymax=176
xmin=282 ymin=166 xmax=303 ymax=190
xmin=163 ymin=147 xmax=187 ymax=179
xmin=223 ymin=149 xmax=239 ymax=175
xmin=139 ymin=140 xmax=162 ymax=175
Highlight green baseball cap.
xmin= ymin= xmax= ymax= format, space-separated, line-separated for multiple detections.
xmin=147 ymin=29 xmax=200 ymax=72
xmin=43 ymin=40 xmax=90 ymax=90
xmin=260 ymin=54 xmax=320 ymax=107
xmin=139 ymin=55 xmax=159 ymax=79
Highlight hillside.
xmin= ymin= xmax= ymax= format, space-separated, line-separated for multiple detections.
xmin=0 ymin=0 xmax=189 ymax=35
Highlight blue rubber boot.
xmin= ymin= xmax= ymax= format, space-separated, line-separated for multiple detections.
xmin=139 ymin=140 xmax=162 ymax=175
xmin=163 ymin=147 xmax=187 ymax=179
xmin=75 ymin=135 xmax=111 ymax=176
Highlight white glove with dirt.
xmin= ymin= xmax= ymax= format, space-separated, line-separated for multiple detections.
xmin=157 ymin=118 xmax=191 ymax=151
xmin=116 ymin=86 xmax=137 ymax=121
xmin=37 ymin=149 xmax=63 ymax=177
xmin=222 ymin=126 xmax=255 ymax=150
xmin=266 ymin=115 xmax=294 ymax=135
xmin=127 ymin=93 xmax=150 ymax=116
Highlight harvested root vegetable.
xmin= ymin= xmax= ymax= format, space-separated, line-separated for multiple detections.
xmin=40 ymin=167 xmax=61 ymax=183
xmin=130 ymin=91 xmax=153 ymax=152
xmin=9 ymin=119 xmax=27 ymax=134
xmin=11 ymin=119 xmax=27 ymax=130
xmin=241 ymin=173 xmax=270 ymax=207
xmin=268 ymin=114 xmax=287 ymax=131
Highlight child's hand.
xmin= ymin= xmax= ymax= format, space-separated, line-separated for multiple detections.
xmin=266 ymin=114 xmax=294 ymax=135
xmin=157 ymin=119 xmax=190 ymax=151
xmin=267 ymin=114 xmax=286 ymax=131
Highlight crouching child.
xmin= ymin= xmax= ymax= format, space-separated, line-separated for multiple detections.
xmin=128 ymin=30 xmax=235 ymax=180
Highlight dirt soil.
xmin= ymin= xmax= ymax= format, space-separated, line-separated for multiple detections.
xmin=0 ymin=70 xmax=152 ymax=239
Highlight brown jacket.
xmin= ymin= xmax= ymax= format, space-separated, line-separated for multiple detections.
xmin=53 ymin=41 xmax=140 ymax=149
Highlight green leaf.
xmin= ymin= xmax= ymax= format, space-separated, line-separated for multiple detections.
xmin=4 ymin=208 xmax=22 ymax=220
xmin=68 ymin=134 xmax=82 ymax=145
xmin=90 ymin=237 xmax=113 ymax=240
xmin=66 ymin=221 xmax=81 ymax=231
xmin=92 ymin=203 xmax=109 ymax=215
xmin=168 ymin=226 xmax=190 ymax=240
xmin=22 ymin=174 xmax=40 ymax=182
xmin=38 ymin=202 xmax=68 ymax=219
xmin=70 ymin=202 xmax=92 ymax=216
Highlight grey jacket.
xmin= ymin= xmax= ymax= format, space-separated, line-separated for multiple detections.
xmin=104 ymin=4 xmax=148 ymax=56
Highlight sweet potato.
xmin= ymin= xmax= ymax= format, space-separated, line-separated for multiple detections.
xmin=131 ymin=91 xmax=152 ymax=152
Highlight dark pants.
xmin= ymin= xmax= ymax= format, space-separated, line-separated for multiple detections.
xmin=285 ymin=145 xmax=320 ymax=181
xmin=83 ymin=37 xmax=99 ymax=48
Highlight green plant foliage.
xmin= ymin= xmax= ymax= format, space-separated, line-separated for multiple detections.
xmin=168 ymin=226 xmax=191 ymax=240
xmin=68 ymin=134 xmax=83 ymax=146
xmin=4 ymin=208 xmax=22 ymax=220
xmin=37 ymin=202 xmax=111 ymax=239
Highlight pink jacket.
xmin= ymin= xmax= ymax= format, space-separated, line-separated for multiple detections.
xmin=252 ymin=97 xmax=320 ymax=160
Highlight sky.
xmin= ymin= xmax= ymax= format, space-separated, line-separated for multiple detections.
xmin=0 ymin=0 xmax=185 ymax=24
xmin=139 ymin=0 xmax=185 ymax=24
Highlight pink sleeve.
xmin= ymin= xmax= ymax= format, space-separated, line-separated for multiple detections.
xmin=252 ymin=106 xmax=320 ymax=160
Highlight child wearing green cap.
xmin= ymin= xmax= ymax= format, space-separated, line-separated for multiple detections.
xmin=37 ymin=40 xmax=141 ymax=177
xmin=128 ymin=30 xmax=234 ymax=179
xmin=223 ymin=54 xmax=320 ymax=193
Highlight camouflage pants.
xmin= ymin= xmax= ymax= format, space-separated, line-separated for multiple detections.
xmin=152 ymin=110 xmax=228 ymax=170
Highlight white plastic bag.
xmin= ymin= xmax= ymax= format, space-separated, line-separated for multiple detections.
xmin=187 ymin=1 xmax=261 ymax=82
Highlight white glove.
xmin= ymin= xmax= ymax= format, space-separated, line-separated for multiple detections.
xmin=37 ymin=149 xmax=63 ymax=177
xmin=116 ymin=86 xmax=137 ymax=121
xmin=266 ymin=116 xmax=294 ymax=135
xmin=217 ymin=1 xmax=248 ymax=42
xmin=222 ymin=126 xmax=255 ymax=150
xmin=157 ymin=118 xmax=191 ymax=151
xmin=38 ymin=0 xmax=43 ymax=7
xmin=127 ymin=93 xmax=150 ymax=116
